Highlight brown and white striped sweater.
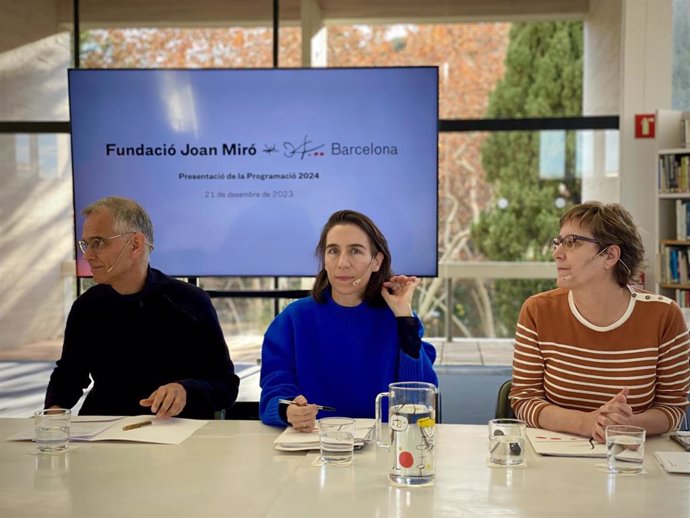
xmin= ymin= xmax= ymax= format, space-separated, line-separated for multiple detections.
xmin=510 ymin=287 xmax=690 ymax=431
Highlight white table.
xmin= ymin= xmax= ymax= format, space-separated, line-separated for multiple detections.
xmin=0 ymin=419 xmax=688 ymax=517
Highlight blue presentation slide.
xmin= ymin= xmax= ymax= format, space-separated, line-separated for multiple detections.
xmin=69 ymin=67 xmax=438 ymax=277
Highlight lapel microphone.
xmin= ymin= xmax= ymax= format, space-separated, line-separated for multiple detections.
xmin=562 ymin=247 xmax=609 ymax=282
xmin=105 ymin=234 xmax=136 ymax=273
xmin=352 ymin=258 xmax=376 ymax=286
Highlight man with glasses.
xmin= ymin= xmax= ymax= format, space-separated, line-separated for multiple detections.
xmin=44 ymin=196 xmax=239 ymax=419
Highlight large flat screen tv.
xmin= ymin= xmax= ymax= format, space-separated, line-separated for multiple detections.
xmin=68 ymin=67 xmax=438 ymax=277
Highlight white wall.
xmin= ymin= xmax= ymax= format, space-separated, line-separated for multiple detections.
xmin=583 ymin=0 xmax=674 ymax=289
xmin=618 ymin=0 xmax=673 ymax=288
xmin=0 ymin=2 xmax=73 ymax=351
xmin=582 ymin=0 xmax=622 ymax=203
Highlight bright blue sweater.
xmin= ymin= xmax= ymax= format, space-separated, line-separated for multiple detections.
xmin=259 ymin=291 xmax=438 ymax=426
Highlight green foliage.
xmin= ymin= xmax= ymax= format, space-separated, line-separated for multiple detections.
xmin=486 ymin=22 xmax=583 ymax=118
xmin=492 ymin=279 xmax=556 ymax=336
xmin=473 ymin=21 xmax=583 ymax=335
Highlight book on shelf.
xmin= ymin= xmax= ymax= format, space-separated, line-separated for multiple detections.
xmin=676 ymin=199 xmax=690 ymax=240
xmin=678 ymin=248 xmax=685 ymax=284
xmin=659 ymin=154 xmax=690 ymax=193
xmin=681 ymin=111 xmax=690 ymax=149
xmin=661 ymin=246 xmax=690 ymax=286
xmin=663 ymin=246 xmax=671 ymax=284
xmin=677 ymin=293 xmax=690 ymax=310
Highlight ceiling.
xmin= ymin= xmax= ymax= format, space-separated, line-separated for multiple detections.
xmin=56 ymin=0 xmax=590 ymax=28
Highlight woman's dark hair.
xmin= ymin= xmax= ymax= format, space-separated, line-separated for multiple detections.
xmin=559 ymin=201 xmax=645 ymax=287
xmin=311 ymin=210 xmax=392 ymax=306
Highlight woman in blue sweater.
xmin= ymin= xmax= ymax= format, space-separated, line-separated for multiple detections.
xmin=259 ymin=210 xmax=438 ymax=430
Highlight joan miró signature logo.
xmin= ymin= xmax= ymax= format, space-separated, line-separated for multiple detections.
xmin=260 ymin=135 xmax=324 ymax=159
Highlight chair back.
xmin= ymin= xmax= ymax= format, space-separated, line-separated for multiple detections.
xmin=216 ymin=401 xmax=260 ymax=420
xmin=494 ymin=379 xmax=515 ymax=419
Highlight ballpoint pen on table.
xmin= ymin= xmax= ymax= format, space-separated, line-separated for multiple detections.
xmin=278 ymin=399 xmax=336 ymax=412
xmin=122 ymin=420 xmax=153 ymax=431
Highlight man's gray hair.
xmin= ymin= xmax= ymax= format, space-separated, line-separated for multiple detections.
xmin=83 ymin=196 xmax=154 ymax=252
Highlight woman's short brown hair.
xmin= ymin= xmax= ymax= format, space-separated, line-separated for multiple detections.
xmin=559 ymin=201 xmax=644 ymax=287
xmin=311 ymin=210 xmax=392 ymax=306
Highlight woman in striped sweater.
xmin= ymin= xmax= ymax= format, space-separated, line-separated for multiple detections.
xmin=510 ymin=201 xmax=689 ymax=442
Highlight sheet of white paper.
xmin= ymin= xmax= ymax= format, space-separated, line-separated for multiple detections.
xmin=71 ymin=416 xmax=124 ymax=423
xmin=93 ymin=416 xmax=208 ymax=445
xmin=526 ymin=428 xmax=607 ymax=458
xmin=273 ymin=418 xmax=375 ymax=451
xmin=6 ymin=415 xmax=207 ymax=445
xmin=71 ymin=419 xmax=126 ymax=439
xmin=654 ymin=451 xmax=690 ymax=474
xmin=6 ymin=417 xmax=125 ymax=442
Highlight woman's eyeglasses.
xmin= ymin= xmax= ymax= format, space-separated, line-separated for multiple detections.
xmin=551 ymin=234 xmax=600 ymax=251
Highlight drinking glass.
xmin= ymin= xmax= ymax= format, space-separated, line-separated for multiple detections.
xmin=319 ymin=417 xmax=355 ymax=466
xmin=606 ymin=425 xmax=645 ymax=474
xmin=488 ymin=418 xmax=526 ymax=466
xmin=34 ymin=408 xmax=71 ymax=453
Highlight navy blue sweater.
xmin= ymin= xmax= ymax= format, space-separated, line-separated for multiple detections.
xmin=45 ymin=268 xmax=239 ymax=419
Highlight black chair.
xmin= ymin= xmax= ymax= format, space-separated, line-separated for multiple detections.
xmin=494 ymin=379 xmax=515 ymax=419
xmin=215 ymin=401 xmax=260 ymax=420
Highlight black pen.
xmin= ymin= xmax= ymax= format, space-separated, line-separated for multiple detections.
xmin=278 ymin=399 xmax=336 ymax=412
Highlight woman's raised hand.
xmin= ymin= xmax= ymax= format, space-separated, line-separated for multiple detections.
xmin=381 ymin=275 xmax=420 ymax=317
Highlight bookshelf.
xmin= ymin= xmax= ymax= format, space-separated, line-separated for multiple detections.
xmin=655 ymin=110 xmax=690 ymax=307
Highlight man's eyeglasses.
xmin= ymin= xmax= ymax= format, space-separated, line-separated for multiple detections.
xmin=78 ymin=232 xmax=135 ymax=254
xmin=551 ymin=234 xmax=600 ymax=251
